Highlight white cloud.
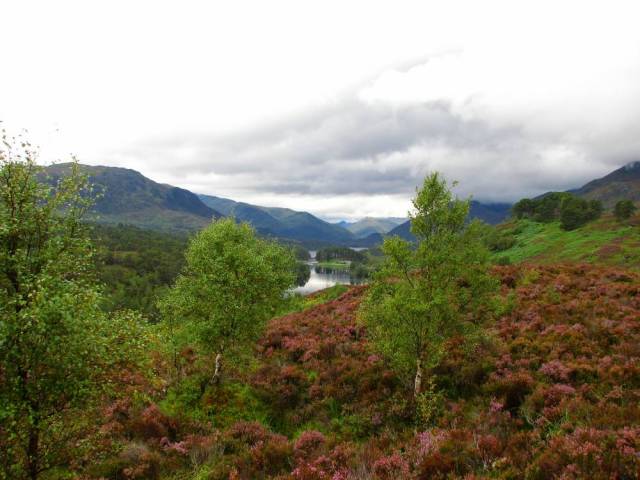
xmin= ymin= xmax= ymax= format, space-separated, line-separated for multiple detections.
xmin=1 ymin=0 xmax=639 ymax=219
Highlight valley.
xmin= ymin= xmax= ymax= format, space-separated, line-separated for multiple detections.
xmin=3 ymin=151 xmax=640 ymax=480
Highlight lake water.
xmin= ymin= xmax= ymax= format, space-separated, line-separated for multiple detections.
xmin=293 ymin=264 xmax=355 ymax=295
xmin=293 ymin=248 xmax=367 ymax=295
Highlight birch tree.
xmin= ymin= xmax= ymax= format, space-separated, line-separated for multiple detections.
xmin=159 ymin=218 xmax=295 ymax=386
xmin=359 ymin=172 xmax=498 ymax=399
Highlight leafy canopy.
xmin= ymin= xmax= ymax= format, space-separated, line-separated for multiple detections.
xmin=359 ymin=173 xmax=498 ymax=395
xmin=159 ymin=218 xmax=296 ymax=358
xmin=0 ymin=132 xmax=148 ymax=479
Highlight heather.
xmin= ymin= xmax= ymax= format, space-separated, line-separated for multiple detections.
xmin=3 ymin=149 xmax=640 ymax=480
xmin=72 ymin=263 xmax=640 ymax=479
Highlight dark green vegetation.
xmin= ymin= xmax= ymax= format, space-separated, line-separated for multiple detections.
xmin=90 ymin=224 xmax=188 ymax=318
xmin=45 ymin=164 xmax=222 ymax=233
xmin=90 ymin=225 xmax=313 ymax=320
xmin=615 ymin=199 xmax=638 ymax=221
xmin=512 ymin=192 xmax=603 ymax=230
xmin=315 ymin=247 xmax=366 ymax=263
xmin=482 ymin=184 xmax=639 ymax=268
xmin=313 ymin=246 xmax=383 ymax=281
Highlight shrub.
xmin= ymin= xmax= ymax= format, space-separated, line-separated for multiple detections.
xmin=294 ymin=431 xmax=327 ymax=459
xmin=372 ymin=453 xmax=409 ymax=480
xmin=614 ymin=199 xmax=637 ymax=221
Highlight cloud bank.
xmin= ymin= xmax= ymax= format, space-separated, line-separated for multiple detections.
xmin=3 ymin=1 xmax=640 ymax=220
xmin=116 ymin=43 xmax=640 ymax=219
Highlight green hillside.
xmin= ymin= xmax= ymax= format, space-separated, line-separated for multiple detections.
xmin=45 ymin=164 xmax=222 ymax=233
xmin=491 ymin=214 xmax=640 ymax=268
xmin=199 ymin=194 xmax=356 ymax=245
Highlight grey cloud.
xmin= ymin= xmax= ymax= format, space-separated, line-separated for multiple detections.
xmin=114 ymin=87 xmax=640 ymax=205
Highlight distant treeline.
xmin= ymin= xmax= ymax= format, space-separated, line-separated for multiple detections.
xmin=512 ymin=192 xmax=603 ymax=230
xmin=91 ymin=224 xmax=312 ymax=317
xmin=316 ymin=246 xmax=367 ymax=262
xmin=90 ymin=224 xmax=188 ymax=318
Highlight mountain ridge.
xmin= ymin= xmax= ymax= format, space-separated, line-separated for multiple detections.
xmin=198 ymin=194 xmax=356 ymax=245
xmin=570 ymin=161 xmax=640 ymax=207
xmin=341 ymin=216 xmax=406 ymax=238
xmin=44 ymin=163 xmax=222 ymax=233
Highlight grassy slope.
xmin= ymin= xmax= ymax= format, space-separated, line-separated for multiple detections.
xmin=315 ymin=260 xmax=351 ymax=269
xmin=494 ymin=214 xmax=640 ymax=268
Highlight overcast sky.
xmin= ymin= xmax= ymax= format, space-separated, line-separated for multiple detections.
xmin=1 ymin=1 xmax=639 ymax=220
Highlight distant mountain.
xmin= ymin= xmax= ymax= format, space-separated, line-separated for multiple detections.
xmin=45 ymin=164 xmax=221 ymax=233
xmin=335 ymin=220 xmax=353 ymax=229
xmin=468 ymin=201 xmax=512 ymax=225
xmin=199 ymin=195 xmax=356 ymax=245
xmin=387 ymin=219 xmax=414 ymax=241
xmin=343 ymin=217 xmax=406 ymax=238
xmin=571 ymin=161 xmax=640 ymax=208
xmin=356 ymin=201 xmax=512 ymax=245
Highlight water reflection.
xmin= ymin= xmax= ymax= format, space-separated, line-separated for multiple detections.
xmin=293 ymin=264 xmax=360 ymax=295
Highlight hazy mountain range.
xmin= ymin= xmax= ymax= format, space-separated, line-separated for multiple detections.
xmin=338 ymin=217 xmax=407 ymax=238
xmin=198 ymin=194 xmax=356 ymax=245
xmin=43 ymin=162 xmax=639 ymax=246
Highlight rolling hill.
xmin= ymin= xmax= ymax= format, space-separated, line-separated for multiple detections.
xmin=490 ymin=214 xmax=640 ymax=269
xmin=199 ymin=194 xmax=356 ymax=245
xmin=45 ymin=164 xmax=222 ymax=233
xmin=571 ymin=161 xmax=640 ymax=207
xmin=342 ymin=216 xmax=406 ymax=238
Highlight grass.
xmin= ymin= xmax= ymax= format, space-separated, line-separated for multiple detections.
xmin=316 ymin=260 xmax=351 ymax=269
xmin=493 ymin=215 xmax=640 ymax=269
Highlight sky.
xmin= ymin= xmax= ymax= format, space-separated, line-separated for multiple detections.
xmin=1 ymin=0 xmax=640 ymax=221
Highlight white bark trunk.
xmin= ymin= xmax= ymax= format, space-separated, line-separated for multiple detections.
xmin=414 ymin=358 xmax=423 ymax=398
xmin=212 ymin=353 xmax=222 ymax=385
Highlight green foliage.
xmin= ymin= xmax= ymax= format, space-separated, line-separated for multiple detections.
xmin=158 ymin=218 xmax=296 ymax=379
xmin=359 ymin=172 xmax=498 ymax=397
xmin=415 ymin=378 xmax=445 ymax=428
xmin=0 ymin=135 xmax=148 ymax=479
xmin=482 ymin=225 xmax=517 ymax=252
xmin=294 ymin=261 xmax=311 ymax=286
xmin=512 ymin=192 xmax=602 ymax=230
xmin=559 ymin=196 xmax=603 ymax=230
xmin=91 ymin=224 xmax=188 ymax=318
xmin=316 ymin=247 xmax=366 ymax=263
xmin=292 ymin=245 xmax=311 ymax=261
xmin=614 ymin=199 xmax=637 ymax=221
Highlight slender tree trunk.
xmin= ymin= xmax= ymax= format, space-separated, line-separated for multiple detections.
xmin=27 ymin=425 xmax=39 ymax=480
xmin=414 ymin=358 xmax=423 ymax=398
xmin=212 ymin=353 xmax=222 ymax=385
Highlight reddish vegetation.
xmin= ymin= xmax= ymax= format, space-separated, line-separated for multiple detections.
xmin=92 ymin=264 xmax=640 ymax=479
